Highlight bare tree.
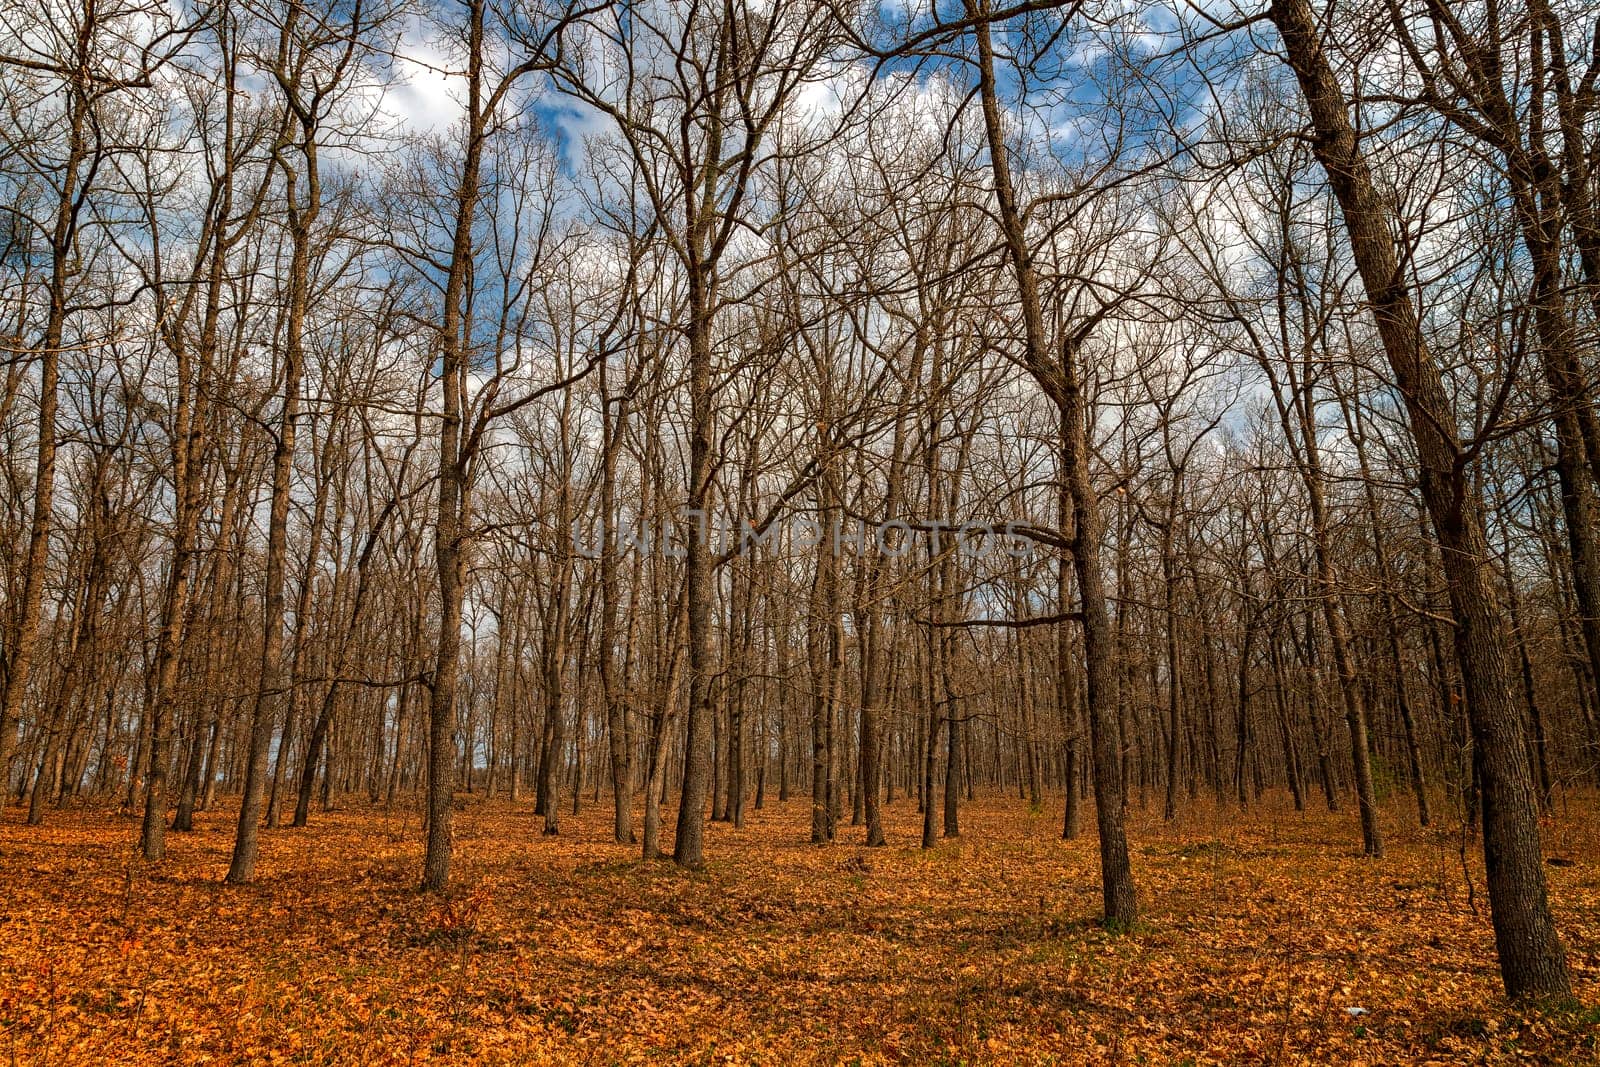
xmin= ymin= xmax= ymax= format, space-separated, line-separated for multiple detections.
xmin=1264 ymin=0 xmax=1570 ymax=997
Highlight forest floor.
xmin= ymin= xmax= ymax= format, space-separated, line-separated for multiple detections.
xmin=1 ymin=791 xmax=1598 ymax=1065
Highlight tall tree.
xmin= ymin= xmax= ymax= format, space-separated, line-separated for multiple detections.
xmin=1266 ymin=0 xmax=1570 ymax=997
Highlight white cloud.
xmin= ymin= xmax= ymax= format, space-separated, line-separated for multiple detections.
xmin=382 ymin=24 xmax=462 ymax=136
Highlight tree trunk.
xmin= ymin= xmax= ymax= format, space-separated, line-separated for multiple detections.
xmin=970 ymin=1 xmax=1136 ymax=926
xmin=1269 ymin=0 xmax=1568 ymax=995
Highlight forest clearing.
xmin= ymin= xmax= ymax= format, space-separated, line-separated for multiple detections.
xmin=2 ymin=794 xmax=1597 ymax=1065
xmin=9 ymin=0 xmax=1600 ymax=1058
